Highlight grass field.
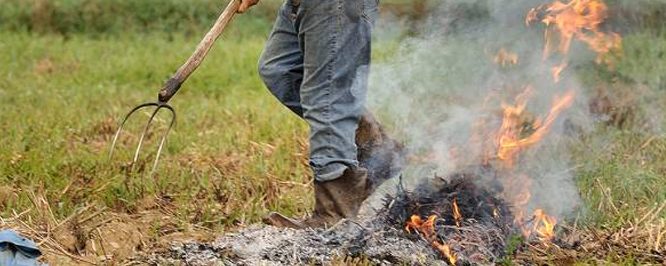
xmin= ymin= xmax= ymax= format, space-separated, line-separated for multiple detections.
xmin=1 ymin=2 xmax=665 ymax=265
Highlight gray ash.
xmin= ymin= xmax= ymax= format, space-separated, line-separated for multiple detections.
xmin=137 ymin=173 xmax=517 ymax=265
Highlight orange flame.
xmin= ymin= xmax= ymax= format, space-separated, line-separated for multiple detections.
xmin=405 ymin=215 xmax=437 ymax=237
xmin=494 ymin=48 xmax=519 ymax=67
xmin=501 ymin=0 xmax=620 ymax=245
xmin=496 ymin=89 xmax=575 ymax=167
xmin=435 ymin=243 xmax=457 ymax=265
xmin=517 ymin=209 xmax=558 ymax=243
xmin=491 ymin=85 xmax=573 ymax=246
xmin=405 ymin=215 xmax=457 ymax=265
xmin=404 ymin=0 xmax=619 ymax=255
xmin=551 ymin=62 xmax=568 ymax=83
xmin=527 ymin=0 xmax=622 ymax=66
xmin=452 ymin=199 xmax=462 ymax=227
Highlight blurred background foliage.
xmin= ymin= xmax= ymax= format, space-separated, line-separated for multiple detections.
xmin=0 ymin=0 xmax=664 ymax=35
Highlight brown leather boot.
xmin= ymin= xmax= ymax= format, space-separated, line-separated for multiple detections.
xmin=264 ymin=167 xmax=370 ymax=229
xmin=356 ymin=112 xmax=405 ymax=190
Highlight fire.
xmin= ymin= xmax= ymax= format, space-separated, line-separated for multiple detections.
xmin=533 ymin=209 xmax=557 ymax=241
xmin=405 ymin=215 xmax=437 ymax=237
xmin=496 ymin=89 xmax=575 ymax=167
xmin=495 ymin=0 xmax=621 ymax=245
xmin=551 ymin=62 xmax=568 ymax=83
xmin=404 ymin=0 xmax=622 ymax=258
xmin=494 ymin=48 xmax=519 ymax=67
xmin=452 ymin=199 xmax=462 ymax=227
xmin=517 ymin=209 xmax=558 ymax=243
xmin=405 ymin=215 xmax=457 ymax=265
xmin=527 ymin=0 xmax=622 ymax=66
xmin=493 ymin=88 xmax=573 ymax=244
xmin=436 ymin=243 xmax=457 ymax=265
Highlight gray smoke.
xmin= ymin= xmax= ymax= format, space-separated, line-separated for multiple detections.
xmin=367 ymin=0 xmax=600 ymax=220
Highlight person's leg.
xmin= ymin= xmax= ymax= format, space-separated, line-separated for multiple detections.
xmin=258 ymin=0 xmax=304 ymax=117
xmin=263 ymin=0 xmax=381 ymax=229
xmin=298 ymin=0 xmax=377 ymax=181
xmin=259 ymin=1 xmax=401 ymax=184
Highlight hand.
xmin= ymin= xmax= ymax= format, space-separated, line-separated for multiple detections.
xmin=238 ymin=0 xmax=259 ymax=13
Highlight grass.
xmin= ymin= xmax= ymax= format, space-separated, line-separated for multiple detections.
xmin=0 ymin=7 xmax=665 ymax=266
xmin=0 ymin=0 xmax=429 ymax=35
xmin=574 ymin=128 xmax=666 ymax=225
xmin=0 ymin=16 xmax=312 ymax=228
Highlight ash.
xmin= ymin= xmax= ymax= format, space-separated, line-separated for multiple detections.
xmin=143 ymin=172 xmax=514 ymax=265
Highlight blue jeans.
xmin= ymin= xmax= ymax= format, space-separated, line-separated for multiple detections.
xmin=259 ymin=0 xmax=378 ymax=181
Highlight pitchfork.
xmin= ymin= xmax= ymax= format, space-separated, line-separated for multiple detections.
xmin=109 ymin=0 xmax=240 ymax=174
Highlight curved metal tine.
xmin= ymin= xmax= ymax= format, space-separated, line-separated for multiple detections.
xmin=131 ymin=104 xmax=164 ymax=172
xmin=149 ymin=104 xmax=176 ymax=176
xmin=109 ymin=102 xmax=160 ymax=160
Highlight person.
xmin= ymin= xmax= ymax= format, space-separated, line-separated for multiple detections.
xmin=240 ymin=0 xmax=402 ymax=229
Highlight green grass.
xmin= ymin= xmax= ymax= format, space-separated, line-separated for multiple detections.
xmin=569 ymin=33 xmax=666 ymax=228
xmin=574 ymin=128 xmax=666 ymax=226
xmin=0 ymin=0 xmax=284 ymax=34
xmin=0 ymin=0 xmax=427 ymax=35
xmin=0 ymin=16 xmax=314 ymax=228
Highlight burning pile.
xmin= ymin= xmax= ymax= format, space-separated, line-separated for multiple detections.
xmin=136 ymin=0 xmax=630 ymax=265
xmin=401 ymin=0 xmax=623 ymax=261
xmin=388 ymin=172 xmax=514 ymax=264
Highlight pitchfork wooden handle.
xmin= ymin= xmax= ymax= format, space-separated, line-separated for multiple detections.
xmin=158 ymin=0 xmax=241 ymax=103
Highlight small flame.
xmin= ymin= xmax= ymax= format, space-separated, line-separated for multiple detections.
xmin=517 ymin=209 xmax=558 ymax=244
xmin=527 ymin=0 xmax=622 ymax=66
xmin=452 ymin=199 xmax=462 ymax=227
xmin=551 ymin=62 xmax=568 ymax=83
xmin=496 ymin=89 xmax=575 ymax=167
xmin=405 ymin=215 xmax=437 ymax=237
xmin=405 ymin=215 xmax=457 ymax=265
xmin=533 ymin=209 xmax=557 ymax=242
xmin=494 ymin=48 xmax=519 ymax=67
xmin=435 ymin=243 xmax=457 ymax=265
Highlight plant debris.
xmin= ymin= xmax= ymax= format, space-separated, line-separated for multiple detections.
xmin=136 ymin=173 xmax=516 ymax=265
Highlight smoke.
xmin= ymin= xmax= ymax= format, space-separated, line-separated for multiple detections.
xmin=366 ymin=0 xmax=600 ymax=220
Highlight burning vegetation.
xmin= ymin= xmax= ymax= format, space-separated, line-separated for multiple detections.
xmin=399 ymin=0 xmax=625 ymax=262
xmin=392 ymin=173 xmax=514 ymax=264
xmin=134 ymin=0 xmax=649 ymax=265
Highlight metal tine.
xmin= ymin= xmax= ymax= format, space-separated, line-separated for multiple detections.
xmin=131 ymin=104 xmax=166 ymax=172
xmin=109 ymin=0 xmax=240 ymax=174
xmin=109 ymin=102 xmax=160 ymax=160
xmin=149 ymin=104 xmax=176 ymax=176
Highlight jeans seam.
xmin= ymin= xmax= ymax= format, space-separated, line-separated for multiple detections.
xmin=361 ymin=0 xmax=377 ymax=24
xmin=322 ymin=0 xmax=342 ymax=158
xmin=361 ymin=0 xmax=367 ymax=21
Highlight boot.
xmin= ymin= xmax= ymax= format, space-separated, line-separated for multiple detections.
xmin=356 ymin=112 xmax=405 ymax=191
xmin=264 ymin=167 xmax=370 ymax=229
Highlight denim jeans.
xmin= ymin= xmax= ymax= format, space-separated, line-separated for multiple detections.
xmin=0 ymin=230 xmax=44 ymax=266
xmin=258 ymin=0 xmax=378 ymax=181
